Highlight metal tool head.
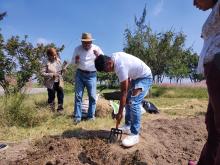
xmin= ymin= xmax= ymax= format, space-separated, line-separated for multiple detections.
xmin=108 ymin=128 xmax=122 ymax=143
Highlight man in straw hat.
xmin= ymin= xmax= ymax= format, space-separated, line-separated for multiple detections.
xmin=71 ymin=32 xmax=103 ymax=124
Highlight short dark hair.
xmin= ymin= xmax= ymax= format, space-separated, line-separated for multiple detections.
xmin=95 ymin=55 xmax=111 ymax=72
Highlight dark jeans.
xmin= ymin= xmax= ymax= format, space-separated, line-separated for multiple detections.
xmin=198 ymin=54 xmax=220 ymax=165
xmin=47 ymin=82 xmax=64 ymax=105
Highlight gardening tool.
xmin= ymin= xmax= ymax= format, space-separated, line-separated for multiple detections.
xmin=108 ymin=115 xmax=123 ymax=143
xmin=108 ymin=105 xmax=122 ymax=143
xmin=108 ymin=127 xmax=122 ymax=143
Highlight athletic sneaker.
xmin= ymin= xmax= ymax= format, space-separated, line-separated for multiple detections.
xmin=119 ymin=124 xmax=131 ymax=134
xmin=0 ymin=143 xmax=8 ymax=152
xmin=122 ymin=134 xmax=139 ymax=147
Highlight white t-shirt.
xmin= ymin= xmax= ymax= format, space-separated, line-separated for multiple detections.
xmin=197 ymin=0 xmax=220 ymax=74
xmin=71 ymin=44 xmax=103 ymax=71
xmin=112 ymin=52 xmax=152 ymax=82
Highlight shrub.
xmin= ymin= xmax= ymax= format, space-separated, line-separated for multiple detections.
xmin=0 ymin=93 xmax=49 ymax=127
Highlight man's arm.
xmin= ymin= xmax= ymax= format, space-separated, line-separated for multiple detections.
xmin=93 ymin=46 xmax=104 ymax=57
xmin=116 ymin=79 xmax=129 ymax=128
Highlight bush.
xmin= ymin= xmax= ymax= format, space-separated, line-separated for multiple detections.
xmin=0 ymin=93 xmax=49 ymax=127
xmin=64 ymin=82 xmax=74 ymax=94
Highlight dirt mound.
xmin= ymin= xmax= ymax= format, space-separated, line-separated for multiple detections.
xmin=138 ymin=117 xmax=206 ymax=164
xmin=2 ymin=117 xmax=206 ymax=165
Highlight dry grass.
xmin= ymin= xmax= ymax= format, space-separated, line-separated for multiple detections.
xmin=96 ymin=98 xmax=112 ymax=118
xmin=0 ymin=86 xmax=208 ymax=142
xmin=144 ymin=98 xmax=207 ymax=120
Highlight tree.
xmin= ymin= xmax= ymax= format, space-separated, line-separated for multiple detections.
xmin=165 ymin=32 xmax=188 ymax=83
xmin=97 ymin=72 xmax=119 ymax=88
xmin=63 ymin=64 xmax=76 ymax=84
xmin=186 ymin=51 xmax=204 ymax=82
xmin=0 ymin=12 xmax=6 ymax=20
xmin=123 ymin=6 xmax=199 ymax=84
xmin=0 ymin=35 xmax=64 ymax=95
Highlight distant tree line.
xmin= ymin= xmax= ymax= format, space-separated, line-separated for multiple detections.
xmin=123 ymin=6 xmax=203 ymax=84
xmin=97 ymin=6 xmax=204 ymax=86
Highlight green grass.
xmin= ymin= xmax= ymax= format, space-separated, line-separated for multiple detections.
xmin=0 ymin=93 xmax=50 ymax=128
xmin=0 ymin=84 xmax=208 ymax=142
xmin=63 ymin=82 xmax=74 ymax=94
xmin=150 ymin=85 xmax=208 ymax=98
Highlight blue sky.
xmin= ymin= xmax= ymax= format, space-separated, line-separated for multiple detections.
xmin=0 ymin=0 xmax=210 ymax=62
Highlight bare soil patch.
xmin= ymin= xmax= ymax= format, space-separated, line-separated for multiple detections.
xmin=0 ymin=116 xmax=206 ymax=165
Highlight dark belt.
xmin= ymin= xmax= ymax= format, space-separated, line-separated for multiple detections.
xmin=78 ymin=69 xmax=96 ymax=74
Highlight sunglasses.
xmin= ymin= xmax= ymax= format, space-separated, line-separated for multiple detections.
xmin=82 ymin=41 xmax=92 ymax=44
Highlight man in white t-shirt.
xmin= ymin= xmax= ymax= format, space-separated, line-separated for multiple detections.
xmin=95 ymin=52 xmax=153 ymax=147
xmin=71 ymin=33 xmax=103 ymax=124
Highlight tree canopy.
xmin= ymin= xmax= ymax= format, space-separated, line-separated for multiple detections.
xmin=0 ymin=12 xmax=64 ymax=95
xmin=123 ymin=6 xmax=203 ymax=84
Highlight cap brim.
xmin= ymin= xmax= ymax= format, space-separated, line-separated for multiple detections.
xmin=81 ymin=39 xmax=95 ymax=41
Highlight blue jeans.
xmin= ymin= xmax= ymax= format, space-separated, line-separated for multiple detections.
xmin=74 ymin=69 xmax=97 ymax=120
xmin=125 ymin=77 xmax=153 ymax=135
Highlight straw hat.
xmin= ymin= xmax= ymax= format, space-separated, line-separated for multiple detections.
xmin=81 ymin=32 xmax=94 ymax=42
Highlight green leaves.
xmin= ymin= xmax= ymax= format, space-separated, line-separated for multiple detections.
xmin=0 ymin=12 xmax=6 ymax=21
xmin=123 ymin=6 xmax=202 ymax=83
xmin=0 ymin=33 xmax=64 ymax=95
xmin=97 ymin=72 xmax=119 ymax=88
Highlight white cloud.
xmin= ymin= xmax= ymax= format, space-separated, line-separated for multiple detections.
xmin=36 ymin=38 xmax=51 ymax=45
xmin=153 ymin=0 xmax=164 ymax=16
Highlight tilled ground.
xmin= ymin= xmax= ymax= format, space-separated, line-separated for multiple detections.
xmin=0 ymin=116 xmax=206 ymax=165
